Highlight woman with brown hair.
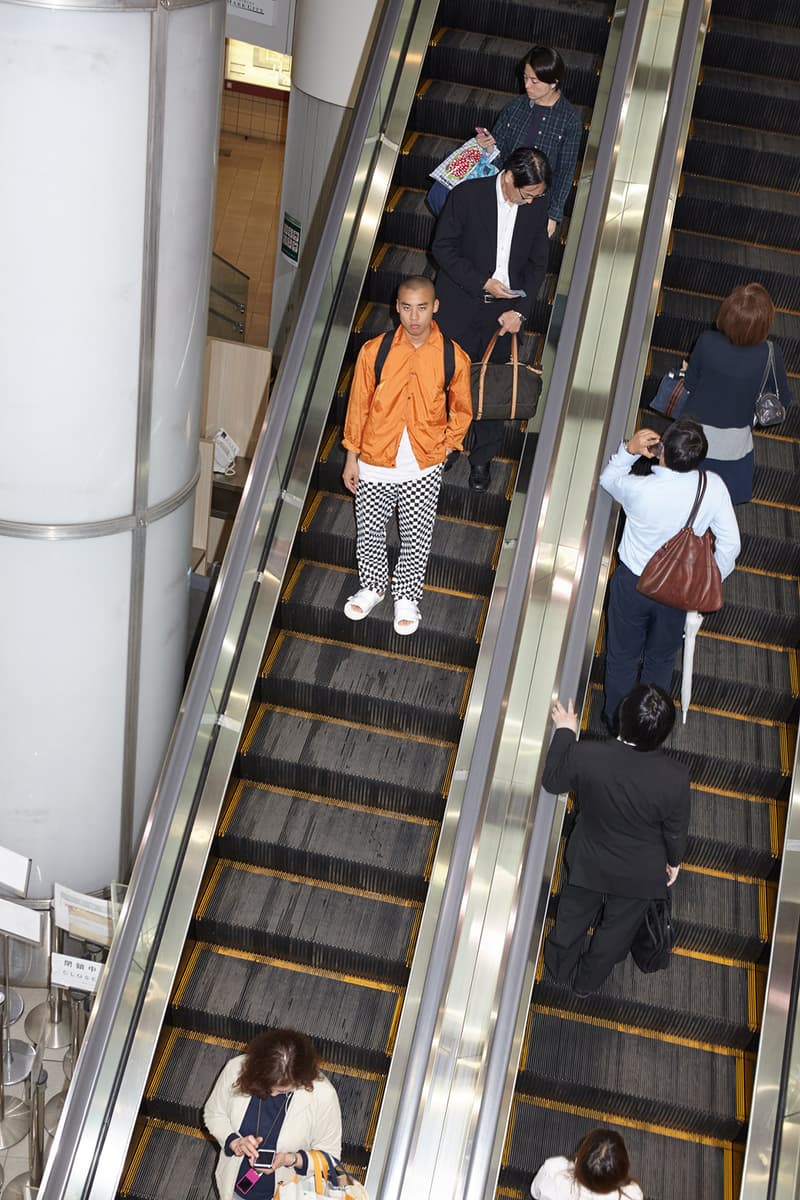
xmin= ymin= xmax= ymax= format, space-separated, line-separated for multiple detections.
xmin=530 ymin=1128 xmax=642 ymax=1198
xmin=681 ymin=282 xmax=791 ymax=503
xmin=204 ymin=1028 xmax=341 ymax=1199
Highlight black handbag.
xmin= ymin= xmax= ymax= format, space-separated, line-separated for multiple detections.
xmin=470 ymin=332 xmax=542 ymax=421
xmin=630 ymin=894 xmax=674 ymax=973
xmin=753 ymin=341 xmax=785 ymax=427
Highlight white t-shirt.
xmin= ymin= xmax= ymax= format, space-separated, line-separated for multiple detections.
xmin=530 ymin=1157 xmax=644 ymax=1200
xmin=358 ymin=427 xmax=439 ymax=484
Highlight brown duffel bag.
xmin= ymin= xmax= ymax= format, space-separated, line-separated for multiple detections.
xmin=470 ymin=332 xmax=542 ymax=421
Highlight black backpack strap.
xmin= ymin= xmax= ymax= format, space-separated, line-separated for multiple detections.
xmin=443 ymin=336 xmax=455 ymax=417
xmin=373 ymin=330 xmax=394 ymax=386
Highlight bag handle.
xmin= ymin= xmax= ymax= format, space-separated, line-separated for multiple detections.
xmin=757 ymin=340 xmax=779 ymax=400
xmin=684 ymin=470 xmax=707 ymax=530
xmin=308 ymin=1149 xmax=330 ymax=1193
xmin=476 ymin=332 xmax=520 ymax=421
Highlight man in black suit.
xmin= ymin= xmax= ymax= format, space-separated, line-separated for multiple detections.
xmin=542 ymin=684 xmax=690 ymax=995
xmin=431 ymin=146 xmax=550 ymax=491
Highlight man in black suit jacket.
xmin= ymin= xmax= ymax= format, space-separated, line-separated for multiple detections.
xmin=542 ymin=684 xmax=690 ymax=995
xmin=432 ymin=146 xmax=550 ymax=491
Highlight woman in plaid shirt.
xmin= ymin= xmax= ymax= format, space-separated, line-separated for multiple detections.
xmin=476 ymin=45 xmax=583 ymax=238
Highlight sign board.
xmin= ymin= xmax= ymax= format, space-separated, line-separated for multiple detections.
xmin=0 ymin=896 xmax=41 ymax=945
xmin=281 ymin=212 xmax=301 ymax=265
xmin=51 ymin=952 xmax=103 ymax=993
xmin=54 ymin=884 xmax=112 ymax=947
xmin=0 ymin=844 xmax=31 ymax=897
xmin=227 ymin=0 xmax=276 ymax=27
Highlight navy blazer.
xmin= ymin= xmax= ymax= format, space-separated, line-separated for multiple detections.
xmin=431 ymin=173 xmax=549 ymax=329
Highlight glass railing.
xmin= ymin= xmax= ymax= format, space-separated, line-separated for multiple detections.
xmin=208 ymin=251 xmax=248 ymax=340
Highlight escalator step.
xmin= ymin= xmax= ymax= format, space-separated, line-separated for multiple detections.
xmin=280 ymin=561 xmax=485 ymax=669
xmin=501 ymin=1100 xmax=728 ymax=1199
xmin=673 ymin=635 xmax=797 ymax=723
xmin=534 ymin=949 xmax=757 ymax=1049
xmin=671 ymin=868 xmax=768 ymax=961
xmin=172 ymin=943 xmax=401 ymax=1072
xmin=142 ymin=1028 xmax=381 ymax=1160
xmin=693 ymin=66 xmax=800 ymax=136
xmin=397 ymin=131 xmax=463 ymax=190
xmin=411 ymin=78 xmax=511 ymax=141
xmin=684 ymin=118 xmax=800 ymax=193
xmin=258 ymin=632 xmax=470 ymax=742
xmin=692 ymin=566 xmax=800 ymax=649
xmin=316 ymin=430 xmax=518 ymax=528
xmin=737 ymin=500 xmax=800 ymax=575
xmin=704 ymin=16 xmax=800 ymax=82
xmin=366 ymin=243 xmax=434 ymax=303
xmin=239 ymin=704 xmax=454 ymax=818
xmin=426 ymin=30 xmax=601 ymax=108
xmin=710 ymin=0 xmax=798 ymax=24
xmin=193 ymin=861 xmax=420 ymax=984
xmin=435 ymin=0 xmax=613 ymax=50
xmin=119 ymin=1123 xmax=217 ymax=1200
xmin=585 ymin=681 xmax=791 ymax=799
xmin=300 ymin=492 xmax=503 ymax=595
xmin=674 ymin=174 xmax=800 ymax=252
xmin=686 ymin=786 xmax=779 ymax=877
xmin=662 ymin=230 xmax=800 ymax=312
xmin=216 ymin=781 xmax=437 ymax=901
xmin=518 ymin=1009 xmax=742 ymax=1139
xmin=380 ymin=187 xmax=436 ymax=251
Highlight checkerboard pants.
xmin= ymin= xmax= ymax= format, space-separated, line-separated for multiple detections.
xmin=354 ymin=466 xmax=444 ymax=602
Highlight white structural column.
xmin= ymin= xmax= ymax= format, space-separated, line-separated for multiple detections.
xmin=0 ymin=0 xmax=225 ymax=896
xmin=269 ymin=0 xmax=380 ymax=353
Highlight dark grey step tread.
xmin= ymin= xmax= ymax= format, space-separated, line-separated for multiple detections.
xmin=120 ymin=1124 xmax=217 ymax=1200
xmin=686 ymin=786 xmax=778 ymax=875
xmin=657 ymin=287 xmax=798 ymax=334
xmin=699 ymin=66 xmax=800 ymax=105
xmin=282 ymin=561 xmax=485 ymax=666
xmin=690 ymin=116 xmax=800 ymax=157
xmin=370 ymin=244 xmax=432 ymax=274
xmin=671 ymin=868 xmax=766 ymax=959
xmin=702 ymin=568 xmax=800 ymax=646
xmin=240 ymin=705 xmax=454 ymax=817
xmin=738 ymin=498 xmax=800 ymax=546
xmin=679 ymin=634 xmax=797 ymax=721
xmin=668 ymin=229 xmax=800 ymax=278
xmin=502 ymin=1100 xmax=726 ymax=1200
xmin=519 ymin=1009 xmax=741 ymax=1137
xmin=173 ymin=944 xmax=400 ymax=1070
xmin=217 ymin=782 xmax=437 ymax=899
xmin=706 ymin=12 xmax=800 ymax=55
xmin=144 ymin=1030 xmax=379 ymax=1156
xmin=415 ymin=77 xmax=591 ymax=123
xmin=534 ymin=950 xmax=755 ymax=1049
xmin=435 ymin=0 xmax=614 ymax=51
xmin=303 ymin=492 xmax=503 ymax=569
xmin=259 ymin=632 xmax=470 ymax=741
xmin=754 ymin=435 xmax=800 ymax=473
xmin=678 ymin=172 xmax=800 ymax=222
xmin=194 ymin=861 xmax=418 ymax=980
xmin=430 ymin=29 xmax=601 ymax=78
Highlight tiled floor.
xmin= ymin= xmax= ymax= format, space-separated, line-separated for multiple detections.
xmin=213 ymin=132 xmax=285 ymax=347
xmin=1 ymin=986 xmax=68 ymax=1190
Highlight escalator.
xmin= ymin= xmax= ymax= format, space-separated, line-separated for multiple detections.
xmin=116 ymin=4 xmax=613 ymax=1197
xmin=499 ymin=5 xmax=800 ymax=1199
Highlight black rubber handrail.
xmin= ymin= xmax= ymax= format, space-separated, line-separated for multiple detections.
xmin=766 ymin=911 xmax=800 ymax=1200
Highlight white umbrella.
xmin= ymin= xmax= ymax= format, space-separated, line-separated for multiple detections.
xmin=681 ymin=610 xmax=704 ymax=724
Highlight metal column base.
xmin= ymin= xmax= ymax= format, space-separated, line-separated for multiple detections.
xmin=3 ymin=988 xmax=24 ymax=1027
xmin=25 ymin=1002 xmax=72 ymax=1051
xmin=44 ymin=1091 xmax=64 ymax=1138
xmin=0 ymin=1096 xmax=30 ymax=1149
xmin=3 ymin=1038 xmax=35 ymax=1086
xmin=3 ymin=1170 xmax=36 ymax=1199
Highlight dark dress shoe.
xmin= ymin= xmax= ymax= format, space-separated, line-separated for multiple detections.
xmin=468 ymin=463 xmax=491 ymax=491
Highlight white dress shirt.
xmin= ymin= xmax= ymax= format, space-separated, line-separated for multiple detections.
xmin=492 ymin=171 xmax=519 ymax=287
xmin=599 ymin=442 xmax=740 ymax=579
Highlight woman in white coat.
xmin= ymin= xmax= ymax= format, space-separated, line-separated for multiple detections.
xmin=204 ymin=1028 xmax=342 ymax=1199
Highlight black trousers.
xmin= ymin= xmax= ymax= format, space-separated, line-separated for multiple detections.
xmin=543 ymin=884 xmax=650 ymax=994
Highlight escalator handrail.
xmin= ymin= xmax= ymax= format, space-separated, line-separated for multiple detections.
xmin=38 ymin=3 xmax=420 ymax=1195
xmin=767 ymin=913 xmax=800 ymax=1200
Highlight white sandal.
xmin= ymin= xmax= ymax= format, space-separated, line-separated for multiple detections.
xmin=393 ymin=597 xmax=420 ymax=636
xmin=344 ymin=588 xmax=384 ymax=621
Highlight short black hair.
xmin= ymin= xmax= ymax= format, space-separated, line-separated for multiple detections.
xmin=618 ymin=684 xmax=675 ymax=751
xmin=503 ymin=146 xmax=552 ymax=191
xmin=521 ymin=45 xmax=565 ymax=87
xmin=397 ymin=274 xmax=435 ymax=301
xmin=661 ymin=418 xmax=707 ymax=473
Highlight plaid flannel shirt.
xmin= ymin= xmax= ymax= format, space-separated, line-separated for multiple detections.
xmin=491 ymin=93 xmax=583 ymax=223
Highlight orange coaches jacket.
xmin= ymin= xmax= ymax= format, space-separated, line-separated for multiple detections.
xmin=342 ymin=323 xmax=472 ymax=469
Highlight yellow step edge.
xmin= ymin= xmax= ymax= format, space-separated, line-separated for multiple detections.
xmin=219 ymin=777 xmax=439 ymax=832
xmin=211 ymin=859 xmax=424 ymax=910
xmin=260 ymin=627 xmax=473 ymax=676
